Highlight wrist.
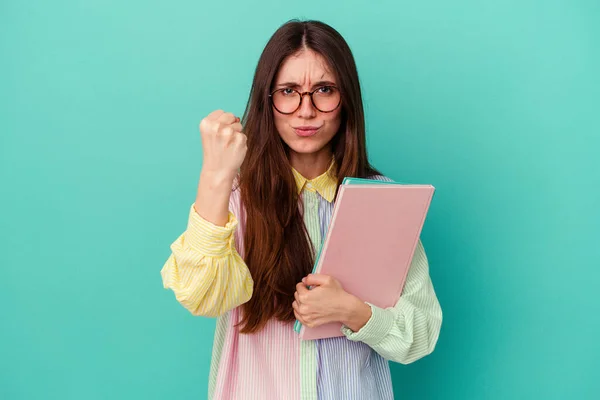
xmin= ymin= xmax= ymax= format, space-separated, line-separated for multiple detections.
xmin=195 ymin=169 xmax=236 ymax=227
xmin=199 ymin=169 xmax=237 ymax=189
xmin=341 ymin=294 xmax=372 ymax=332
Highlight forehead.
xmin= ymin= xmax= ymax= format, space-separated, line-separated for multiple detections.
xmin=275 ymin=49 xmax=336 ymax=83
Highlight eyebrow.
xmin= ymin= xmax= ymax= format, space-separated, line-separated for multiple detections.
xmin=274 ymin=80 xmax=337 ymax=90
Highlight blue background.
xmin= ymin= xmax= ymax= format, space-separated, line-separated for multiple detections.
xmin=2 ymin=0 xmax=599 ymax=399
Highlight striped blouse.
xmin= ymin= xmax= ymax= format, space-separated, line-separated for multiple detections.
xmin=161 ymin=162 xmax=443 ymax=400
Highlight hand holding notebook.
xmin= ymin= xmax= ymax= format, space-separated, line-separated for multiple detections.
xmin=294 ymin=177 xmax=435 ymax=340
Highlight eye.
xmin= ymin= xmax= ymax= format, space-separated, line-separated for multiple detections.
xmin=317 ymin=86 xmax=334 ymax=94
xmin=281 ymin=88 xmax=296 ymax=96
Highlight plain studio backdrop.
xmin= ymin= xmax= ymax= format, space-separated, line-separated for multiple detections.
xmin=1 ymin=1 xmax=599 ymax=399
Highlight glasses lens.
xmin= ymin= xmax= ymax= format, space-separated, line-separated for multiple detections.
xmin=272 ymin=89 xmax=300 ymax=113
xmin=313 ymin=86 xmax=340 ymax=112
xmin=271 ymin=86 xmax=341 ymax=113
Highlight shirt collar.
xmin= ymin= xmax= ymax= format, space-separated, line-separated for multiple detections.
xmin=291 ymin=159 xmax=338 ymax=203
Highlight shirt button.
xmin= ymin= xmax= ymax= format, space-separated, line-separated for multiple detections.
xmin=306 ymin=182 xmax=313 ymax=189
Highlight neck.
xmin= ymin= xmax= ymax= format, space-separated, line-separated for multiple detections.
xmin=289 ymin=146 xmax=333 ymax=179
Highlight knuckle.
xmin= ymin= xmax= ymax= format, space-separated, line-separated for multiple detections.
xmin=213 ymin=122 xmax=222 ymax=131
xmin=199 ymin=118 xmax=209 ymax=131
xmin=206 ymin=110 xmax=223 ymax=122
xmin=208 ymin=121 xmax=220 ymax=133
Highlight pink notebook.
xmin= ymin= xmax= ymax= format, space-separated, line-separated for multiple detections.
xmin=295 ymin=179 xmax=435 ymax=340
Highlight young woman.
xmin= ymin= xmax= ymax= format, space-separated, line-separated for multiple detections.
xmin=161 ymin=20 xmax=442 ymax=400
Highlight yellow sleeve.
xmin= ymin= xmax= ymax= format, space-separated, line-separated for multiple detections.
xmin=160 ymin=203 xmax=253 ymax=317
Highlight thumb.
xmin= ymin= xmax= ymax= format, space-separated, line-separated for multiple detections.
xmin=303 ymin=273 xmax=331 ymax=287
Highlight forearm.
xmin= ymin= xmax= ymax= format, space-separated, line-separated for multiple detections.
xmin=195 ymin=170 xmax=236 ymax=227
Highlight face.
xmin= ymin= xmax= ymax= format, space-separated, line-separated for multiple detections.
xmin=272 ymin=49 xmax=342 ymax=160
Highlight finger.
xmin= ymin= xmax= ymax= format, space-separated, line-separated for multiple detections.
xmin=292 ymin=300 xmax=299 ymax=311
xmin=206 ymin=110 xmax=225 ymax=120
xmin=233 ymin=131 xmax=247 ymax=147
xmin=294 ymin=309 xmax=307 ymax=324
xmin=295 ymin=310 xmax=316 ymax=328
xmin=217 ymin=127 xmax=236 ymax=143
xmin=296 ymin=282 xmax=309 ymax=295
xmin=230 ymin=122 xmax=243 ymax=132
xmin=303 ymin=273 xmax=332 ymax=287
xmin=217 ymin=112 xmax=237 ymax=125
xmin=294 ymin=291 xmax=301 ymax=304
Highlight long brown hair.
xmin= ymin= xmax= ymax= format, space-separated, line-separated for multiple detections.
xmin=238 ymin=20 xmax=379 ymax=333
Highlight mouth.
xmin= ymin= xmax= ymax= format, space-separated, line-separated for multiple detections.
xmin=293 ymin=126 xmax=322 ymax=137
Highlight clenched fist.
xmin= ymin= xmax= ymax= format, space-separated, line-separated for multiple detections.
xmin=199 ymin=110 xmax=247 ymax=177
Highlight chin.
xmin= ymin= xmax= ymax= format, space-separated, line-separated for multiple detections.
xmin=286 ymin=138 xmax=330 ymax=155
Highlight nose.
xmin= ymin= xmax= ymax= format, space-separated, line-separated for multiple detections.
xmin=297 ymin=93 xmax=317 ymax=119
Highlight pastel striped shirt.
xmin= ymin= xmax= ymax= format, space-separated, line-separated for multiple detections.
xmin=161 ymin=163 xmax=443 ymax=399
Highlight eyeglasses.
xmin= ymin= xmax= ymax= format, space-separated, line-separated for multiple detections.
xmin=269 ymin=86 xmax=341 ymax=114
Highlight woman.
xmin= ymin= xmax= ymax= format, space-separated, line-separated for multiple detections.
xmin=161 ymin=20 xmax=442 ymax=400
